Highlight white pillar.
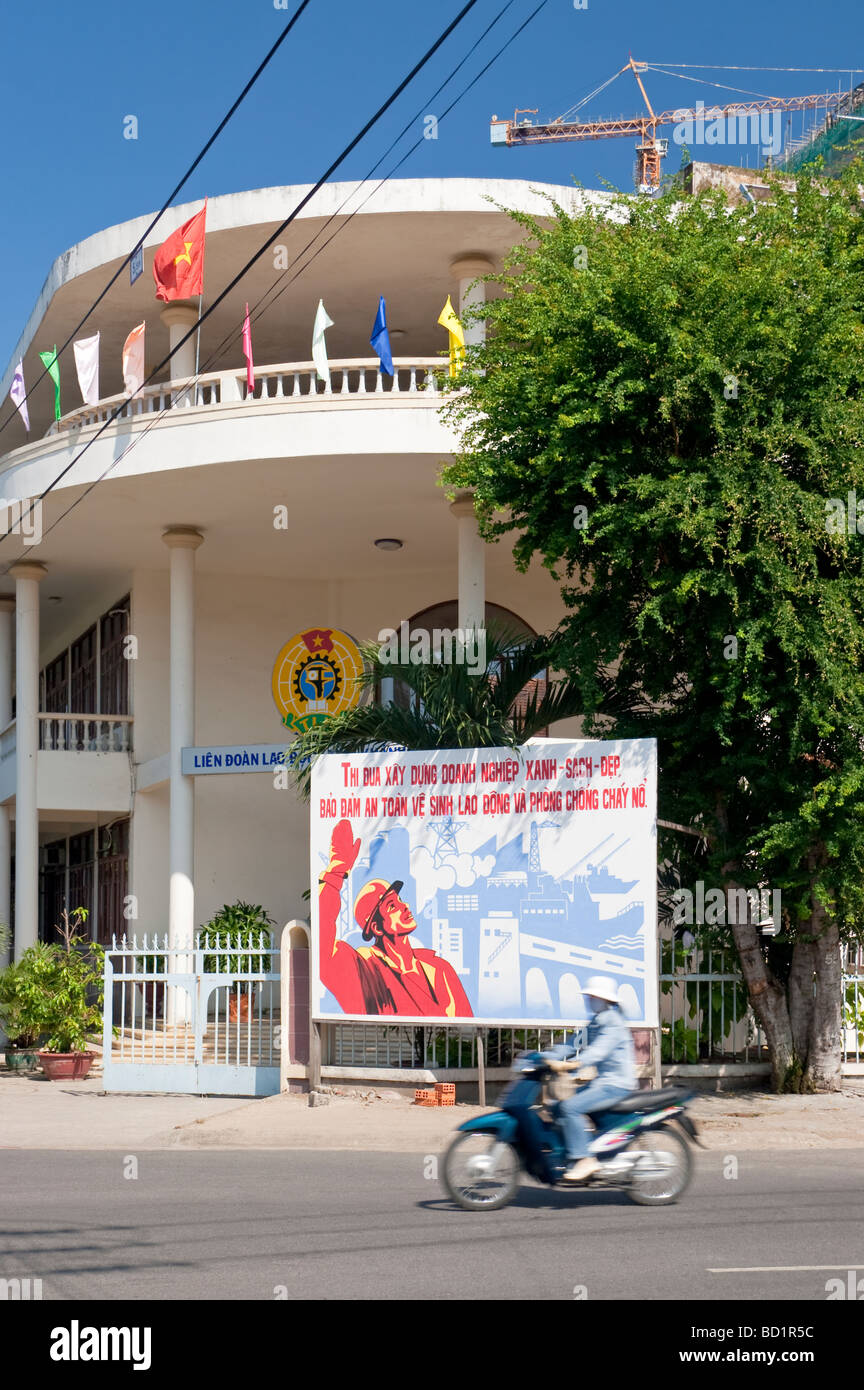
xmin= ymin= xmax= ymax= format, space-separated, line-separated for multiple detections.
xmin=162 ymin=528 xmax=203 ymax=1024
xmin=0 ymin=596 xmax=13 ymax=968
xmin=160 ymin=302 xmax=199 ymax=406
xmin=450 ymin=255 xmax=494 ymax=350
xmin=450 ymin=494 xmax=486 ymax=635
xmin=9 ymin=564 xmax=46 ymax=959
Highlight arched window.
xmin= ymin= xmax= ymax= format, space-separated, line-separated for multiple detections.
xmin=378 ymin=600 xmax=549 ymax=730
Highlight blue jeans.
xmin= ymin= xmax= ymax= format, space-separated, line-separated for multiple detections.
xmin=558 ymin=1081 xmax=633 ymax=1161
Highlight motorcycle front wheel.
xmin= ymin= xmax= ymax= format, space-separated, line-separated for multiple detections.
xmin=443 ymin=1131 xmax=522 ymax=1211
xmin=626 ymin=1123 xmax=692 ymax=1205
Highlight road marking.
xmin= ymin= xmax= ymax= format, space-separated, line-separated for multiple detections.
xmin=708 ymin=1264 xmax=864 ymax=1274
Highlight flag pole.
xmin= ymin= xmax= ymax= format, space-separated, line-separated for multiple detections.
xmin=194 ymin=198 xmax=206 ymax=404
xmin=194 ymin=293 xmax=202 ymax=403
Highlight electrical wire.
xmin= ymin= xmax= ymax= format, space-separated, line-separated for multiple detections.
xmin=204 ymin=0 xmax=551 ymax=370
xmin=8 ymin=0 xmax=553 ymax=565
xmin=0 ymin=0 xmax=314 ymax=442
xmin=185 ymin=0 xmax=528 ymax=378
xmin=0 ymin=0 xmax=492 ymax=565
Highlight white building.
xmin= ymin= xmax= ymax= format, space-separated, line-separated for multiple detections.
xmin=0 ymin=178 xmax=587 ymax=982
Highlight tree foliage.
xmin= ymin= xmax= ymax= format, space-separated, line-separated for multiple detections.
xmin=441 ymin=165 xmax=864 ymax=1087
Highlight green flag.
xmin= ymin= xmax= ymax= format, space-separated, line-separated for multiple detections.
xmin=39 ymin=346 xmax=61 ymax=421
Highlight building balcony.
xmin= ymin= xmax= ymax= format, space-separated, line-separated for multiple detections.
xmin=0 ymin=714 xmax=133 ymax=812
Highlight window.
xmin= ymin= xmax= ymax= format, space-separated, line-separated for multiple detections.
xmin=39 ymin=595 xmax=130 ymax=720
xmin=378 ymin=600 xmax=548 ymax=727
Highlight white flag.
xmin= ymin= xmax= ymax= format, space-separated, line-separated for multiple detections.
xmin=312 ymin=299 xmax=334 ymax=386
xmin=9 ymin=360 xmax=29 ymax=432
xmin=73 ymin=332 xmax=100 ymax=406
xmin=122 ymin=322 xmax=146 ymax=399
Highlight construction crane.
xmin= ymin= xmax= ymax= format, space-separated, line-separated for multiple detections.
xmin=490 ymin=57 xmax=847 ymax=191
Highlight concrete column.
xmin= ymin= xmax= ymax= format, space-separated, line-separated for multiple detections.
xmin=0 ymin=596 xmax=13 ymax=968
xmin=160 ymin=302 xmax=199 ymax=406
xmin=450 ymin=493 xmax=486 ymax=635
xmin=450 ymin=255 xmax=495 ymax=350
xmin=162 ymin=528 xmax=203 ymax=1024
xmin=9 ymin=564 xmax=46 ymax=958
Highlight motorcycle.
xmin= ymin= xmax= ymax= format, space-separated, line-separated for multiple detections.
xmin=442 ymin=1047 xmax=701 ymax=1211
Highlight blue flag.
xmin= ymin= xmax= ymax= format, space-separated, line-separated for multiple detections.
xmin=370 ymin=296 xmax=393 ymax=375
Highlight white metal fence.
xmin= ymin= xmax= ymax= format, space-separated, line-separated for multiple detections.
xmin=102 ymin=932 xmax=280 ymax=1095
xmin=660 ymin=934 xmax=864 ymax=1066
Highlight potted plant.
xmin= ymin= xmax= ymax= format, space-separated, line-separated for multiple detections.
xmin=0 ymin=927 xmax=43 ymax=1073
xmin=29 ymin=908 xmax=105 ymax=1080
xmin=200 ymin=902 xmax=275 ymax=1021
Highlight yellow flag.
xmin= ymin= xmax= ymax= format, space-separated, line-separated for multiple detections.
xmin=437 ymin=296 xmax=466 ymax=377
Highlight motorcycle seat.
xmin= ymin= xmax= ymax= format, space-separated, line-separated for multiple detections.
xmin=602 ymin=1087 xmax=688 ymax=1114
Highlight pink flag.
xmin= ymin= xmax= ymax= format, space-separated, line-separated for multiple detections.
xmin=122 ymin=322 xmax=146 ymax=399
xmin=242 ymin=303 xmax=254 ymax=394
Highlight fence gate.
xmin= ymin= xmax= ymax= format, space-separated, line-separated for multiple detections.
xmin=102 ymin=934 xmax=281 ymax=1095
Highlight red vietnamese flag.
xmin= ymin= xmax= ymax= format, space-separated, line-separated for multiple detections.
xmin=153 ymin=204 xmax=206 ymax=302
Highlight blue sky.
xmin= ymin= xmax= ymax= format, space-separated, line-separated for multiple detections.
xmin=2 ymin=0 xmax=861 ymax=370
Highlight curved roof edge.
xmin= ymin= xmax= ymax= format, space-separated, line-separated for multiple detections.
xmin=2 ymin=178 xmax=611 ymax=397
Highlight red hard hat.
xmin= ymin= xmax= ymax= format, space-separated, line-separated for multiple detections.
xmin=353 ymin=878 xmax=403 ymax=933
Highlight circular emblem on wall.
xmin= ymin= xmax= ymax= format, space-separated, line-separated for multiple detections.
xmin=272 ymin=628 xmax=364 ymax=734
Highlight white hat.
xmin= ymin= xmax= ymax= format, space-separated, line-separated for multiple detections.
xmin=584 ymin=975 xmax=619 ymax=1005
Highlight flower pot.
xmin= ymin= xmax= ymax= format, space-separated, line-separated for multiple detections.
xmin=228 ymin=992 xmax=253 ymax=1022
xmin=4 ymin=1047 xmax=39 ymax=1075
xmin=37 ymin=1051 xmax=95 ymax=1081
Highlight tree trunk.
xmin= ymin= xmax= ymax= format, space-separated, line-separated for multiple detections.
xmin=788 ymin=939 xmax=816 ymax=1068
xmin=730 ymin=913 xmax=795 ymax=1092
xmin=805 ymin=917 xmax=843 ymax=1091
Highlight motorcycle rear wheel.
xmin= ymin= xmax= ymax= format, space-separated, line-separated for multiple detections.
xmin=626 ymin=1124 xmax=692 ymax=1205
xmin=443 ymin=1131 xmax=522 ymax=1211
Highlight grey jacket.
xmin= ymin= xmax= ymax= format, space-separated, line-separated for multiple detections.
xmin=576 ymin=1006 xmax=636 ymax=1091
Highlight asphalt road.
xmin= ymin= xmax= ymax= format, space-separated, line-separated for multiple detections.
xmin=1 ymin=1148 xmax=862 ymax=1301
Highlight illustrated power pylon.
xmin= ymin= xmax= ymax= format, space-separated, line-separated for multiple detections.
xmin=529 ymin=820 xmax=558 ymax=873
xmin=427 ymin=817 xmax=467 ymax=865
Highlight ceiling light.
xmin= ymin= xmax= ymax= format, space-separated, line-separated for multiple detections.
xmin=374 ymin=538 xmax=403 ymax=551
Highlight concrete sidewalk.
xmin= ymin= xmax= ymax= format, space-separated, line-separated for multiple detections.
xmin=2 ymin=1072 xmax=864 ymax=1152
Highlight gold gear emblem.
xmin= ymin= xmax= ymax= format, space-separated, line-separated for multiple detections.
xmin=272 ymin=628 xmax=364 ymax=734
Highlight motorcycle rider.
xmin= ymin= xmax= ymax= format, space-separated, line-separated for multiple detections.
xmin=550 ymin=975 xmax=636 ymax=1183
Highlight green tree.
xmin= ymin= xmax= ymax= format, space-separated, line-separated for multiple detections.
xmin=441 ymin=163 xmax=864 ymax=1092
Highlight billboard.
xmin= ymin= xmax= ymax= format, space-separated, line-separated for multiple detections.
xmin=310 ymin=738 xmax=658 ymax=1027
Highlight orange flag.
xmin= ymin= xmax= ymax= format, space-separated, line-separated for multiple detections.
xmin=153 ymin=204 xmax=206 ymax=302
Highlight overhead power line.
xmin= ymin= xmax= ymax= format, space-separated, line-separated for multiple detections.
xmin=10 ymin=0 xmax=552 ymax=567
xmin=0 ymin=0 xmax=488 ymax=565
xmin=0 ymin=0 xmax=314 ymax=442
xmin=10 ymin=0 xmax=552 ymax=565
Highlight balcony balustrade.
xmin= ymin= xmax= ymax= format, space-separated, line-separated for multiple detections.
xmin=38 ymin=713 xmax=133 ymax=753
xmin=46 ymin=357 xmax=447 ymax=436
